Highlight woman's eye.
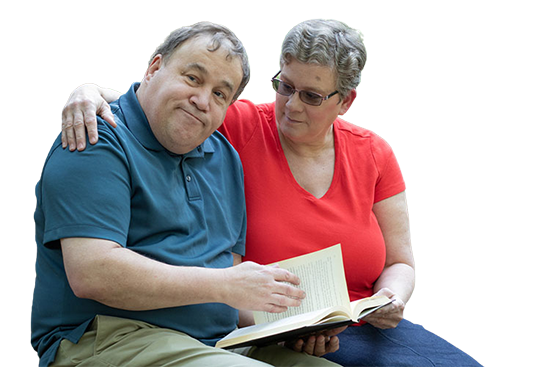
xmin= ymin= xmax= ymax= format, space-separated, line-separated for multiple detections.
xmin=304 ymin=91 xmax=321 ymax=101
xmin=281 ymin=83 xmax=294 ymax=94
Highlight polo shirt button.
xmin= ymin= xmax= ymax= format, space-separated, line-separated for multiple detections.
xmin=186 ymin=175 xmax=192 ymax=182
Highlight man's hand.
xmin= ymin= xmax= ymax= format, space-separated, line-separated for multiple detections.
xmin=61 ymin=84 xmax=117 ymax=151
xmin=222 ymin=262 xmax=306 ymax=313
xmin=362 ymin=288 xmax=404 ymax=329
xmin=284 ymin=326 xmax=346 ymax=356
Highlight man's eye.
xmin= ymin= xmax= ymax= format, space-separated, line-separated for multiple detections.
xmin=214 ymin=91 xmax=227 ymax=100
xmin=186 ymin=75 xmax=199 ymax=84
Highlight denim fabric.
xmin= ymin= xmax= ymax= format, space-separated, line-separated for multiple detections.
xmin=324 ymin=319 xmax=482 ymax=367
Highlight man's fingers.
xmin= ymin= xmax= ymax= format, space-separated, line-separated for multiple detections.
xmin=273 ymin=281 xmax=306 ymax=302
xmin=270 ymin=266 xmax=301 ymax=286
xmin=266 ymin=266 xmax=305 ymax=300
xmin=263 ymin=303 xmax=288 ymax=313
xmin=261 ymin=285 xmax=305 ymax=313
xmin=268 ymin=292 xmax=302 ymax=310
xmin=267 ymin=264 xmax=297 ymax=284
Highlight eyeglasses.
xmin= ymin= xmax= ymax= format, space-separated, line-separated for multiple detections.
xmin=271 ymin=71 xmax=339 ymax=106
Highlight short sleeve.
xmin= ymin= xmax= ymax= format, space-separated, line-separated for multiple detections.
xmin=218 ymin=100 xmax=262 ymax=151
xmin=229 ymin=153 xmax=247 ymax=257
xmin=39 ymin=122 xmax=132 ymax=248
xmin=371 ymin=134 xmax=406 ymax=203
xmin=231 ymin=208 xmax=247 ymax=257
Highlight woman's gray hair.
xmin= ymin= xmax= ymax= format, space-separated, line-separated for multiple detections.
xmin=149 ymin=21 xmax=250 ymax=102
xmin=280 ymin=19 xmax=366 ymax=98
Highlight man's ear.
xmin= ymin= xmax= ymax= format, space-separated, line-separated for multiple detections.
xmin=338 ymin=89 xmax=357 ymax=116
xmin=143 ymin=54 xmax=163 ymax=81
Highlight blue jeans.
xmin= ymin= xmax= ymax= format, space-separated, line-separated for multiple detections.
xmin=324 ymin=319 xmax=482 ymax=367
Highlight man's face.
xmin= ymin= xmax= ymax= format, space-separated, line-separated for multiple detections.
xmin=137 ymin=35 xmax=243 ymax=154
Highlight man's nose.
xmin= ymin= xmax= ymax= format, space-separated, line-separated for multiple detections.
xmin=190 ymin=88 xmax=210 ymax=111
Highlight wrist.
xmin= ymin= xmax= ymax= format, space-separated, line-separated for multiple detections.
xmin=216 ymin=266 xmax=236 ymax=305
xmin=200 ymin=266 xmax=231 ymax=304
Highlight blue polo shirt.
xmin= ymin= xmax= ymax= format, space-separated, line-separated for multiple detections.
xmin=31 ymin=84 xmax=246 ymax=366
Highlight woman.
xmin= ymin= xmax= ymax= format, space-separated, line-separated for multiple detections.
xmin=60 ymin=19 xmax=481 ymax=367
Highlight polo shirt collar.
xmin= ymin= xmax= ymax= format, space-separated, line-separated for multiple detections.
xmin=119 ymin=83 xmax=214 ymax=157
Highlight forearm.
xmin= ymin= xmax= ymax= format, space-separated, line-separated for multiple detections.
xmin=373 ymin=263 xmax=415 ymax=304
xmin=75 ymin=83 xmax=121 ymax=103
xmin=63 ymin=238 xmax=228 ymax=311
xmin=372 ymin=192 xmax=415 ymax=304
xmin=96 ymin=84 xmax=122 ymax=103
xmin=63 ymin=238 xmax=305 ymax=313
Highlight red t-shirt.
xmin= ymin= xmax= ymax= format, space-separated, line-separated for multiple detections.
xmin=219 ymin=100 xmax=406 ymax=301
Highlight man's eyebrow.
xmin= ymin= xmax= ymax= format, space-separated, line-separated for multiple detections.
xmin=188 ymin=62 xmax=207 ymax=74
xmin=187 ymin=62 xmax=235 ymax=93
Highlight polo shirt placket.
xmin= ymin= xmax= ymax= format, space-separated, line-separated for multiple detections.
xmin=182 ymin=149 xmax=203 ymax=202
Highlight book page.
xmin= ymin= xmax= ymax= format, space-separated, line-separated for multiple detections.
xmin=350 ymin=296 xmax=392 ymax=320
xmin=254 ymin=244 xmax=351 ymax=325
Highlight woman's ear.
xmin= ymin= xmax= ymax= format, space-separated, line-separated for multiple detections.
xmin=338 ymin=89 xmax=357 ymax=116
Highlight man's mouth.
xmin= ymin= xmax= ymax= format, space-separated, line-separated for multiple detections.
xmin=179 ymin=108 xmax=204 ymax=125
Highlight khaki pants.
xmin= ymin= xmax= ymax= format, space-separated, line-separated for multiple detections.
xmin=51 ymin=315 xmax=340 ymax=367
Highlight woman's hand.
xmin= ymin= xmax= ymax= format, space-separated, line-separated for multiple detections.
xmin=61 ymin=84 xmax=118 ymax=151
xmin=284 ymin=326 xmax=346 ymax=356
xmin=363 ymin=288 xmax=405 ymax=329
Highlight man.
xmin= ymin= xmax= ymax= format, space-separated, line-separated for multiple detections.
xmin=32 ymin=22 xmax=338 ymax=367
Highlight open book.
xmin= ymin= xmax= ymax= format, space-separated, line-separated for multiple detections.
xmin=215 ymin=244 xmax=391 ymax=349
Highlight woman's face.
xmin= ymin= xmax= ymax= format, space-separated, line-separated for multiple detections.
xmin=274 ymin=58 xmax=355 ymax=146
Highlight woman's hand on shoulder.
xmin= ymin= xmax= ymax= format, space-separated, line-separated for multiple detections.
xmin=62 ymin=84 xmax=118 ymax=151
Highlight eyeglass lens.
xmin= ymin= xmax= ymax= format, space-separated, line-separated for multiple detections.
xmin=271 ymin=79 xmax=324 ymax=106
